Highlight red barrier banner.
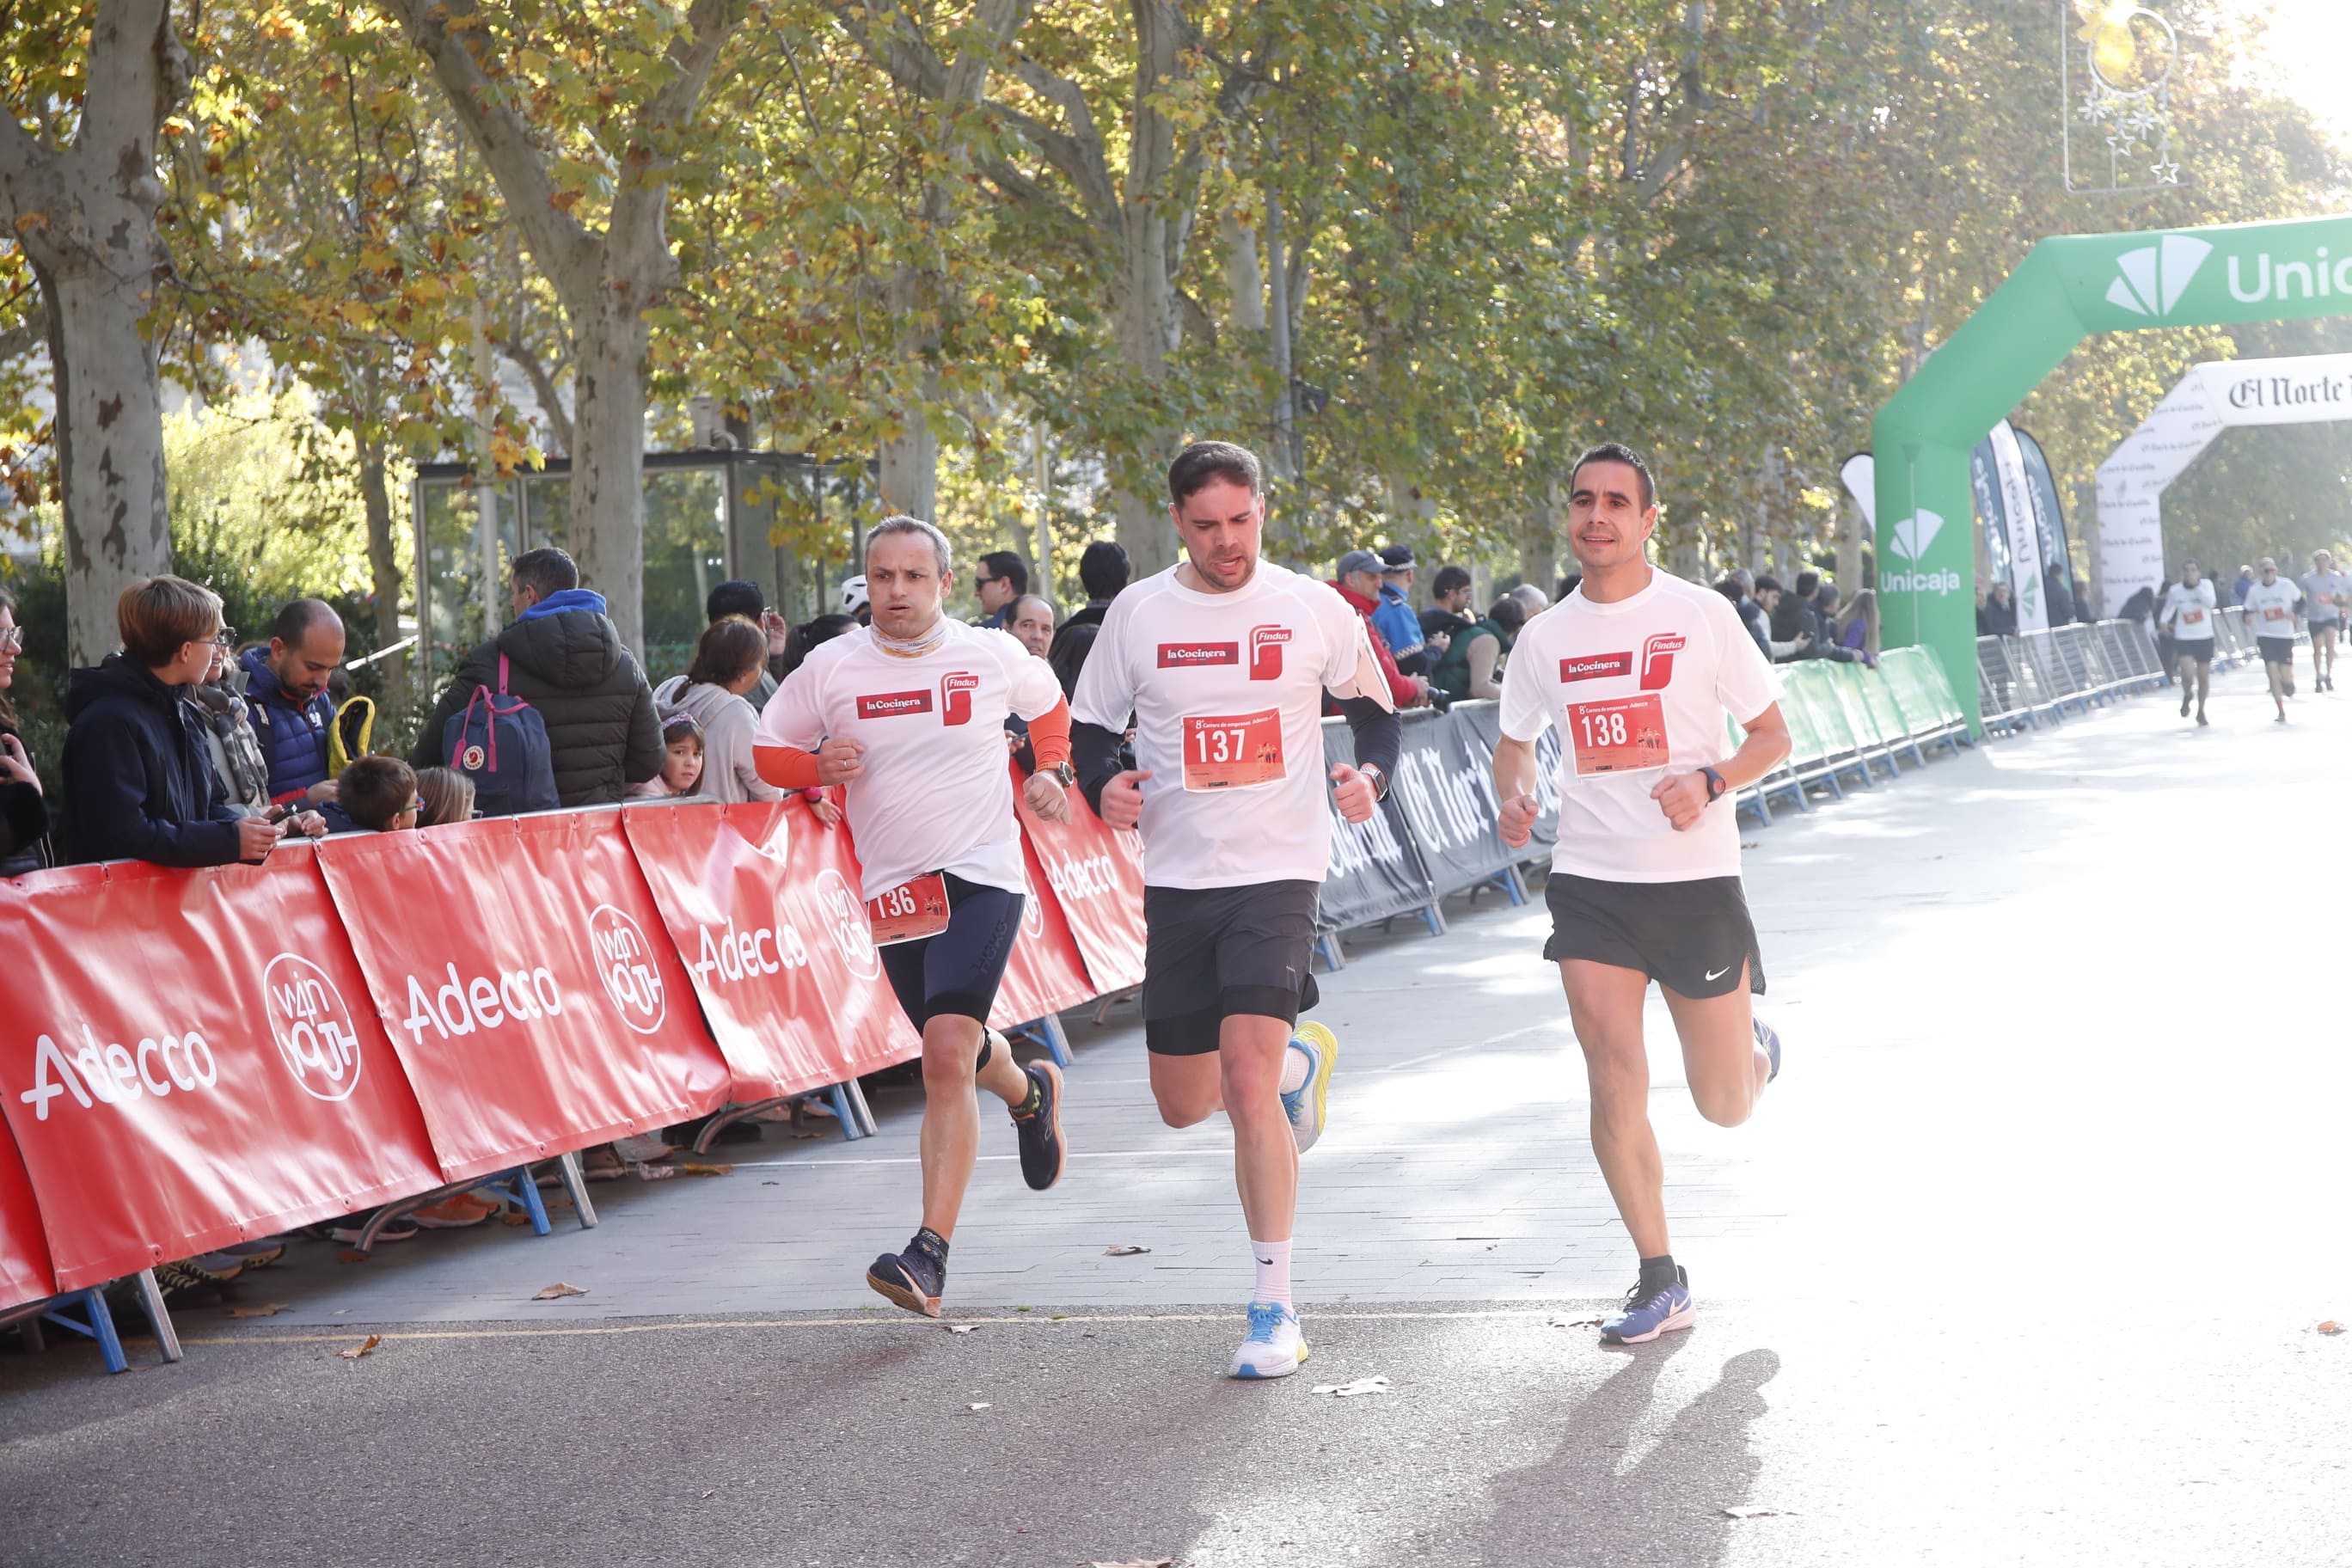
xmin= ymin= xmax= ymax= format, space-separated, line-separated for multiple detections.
xmin=622 ymin=800 xmax=919 ymax=1099
xmin=1014 ymin=778 xmax=1149 ymax=995
xmin=0 ymin=1125 xmax=57 ymax=1311
xmin=317 ymin=812 xmax=727 ymax=1182
xmin=991 ymin=764 xmax=1103 ymax=1029
xmin=0 ymin=854 xmax=444 ymax=1290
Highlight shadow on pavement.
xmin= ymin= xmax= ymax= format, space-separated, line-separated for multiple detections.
xmin=1470 ymin=1340 xmax=1779 ymax=1567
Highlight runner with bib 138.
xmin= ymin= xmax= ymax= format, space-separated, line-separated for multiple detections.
xmin=1072 ymin=440 xmax=1401 ymax=1380
xmin=1491 ymin=443 xmax=1794 ymax=1345
xmin=755 ymin=515 xmax=1075 ymax=1319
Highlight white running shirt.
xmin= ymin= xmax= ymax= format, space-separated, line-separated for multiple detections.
xmin=2242 ymin=578 xmax=2300 ymax=638
xmin=2297 ymin=569 xmax=2347 ymax=625
xmin=1498 ymin=570 xmax=1779 ymax=885
xmin=2161 ymin=580 xmax=2217 ymax=641
xmin=757 ymin=621 xmax=1063 ymax=900
xmin=1072 ymin=560 xmax=1389 ymax=890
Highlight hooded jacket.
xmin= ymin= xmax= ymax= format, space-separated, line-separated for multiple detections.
xmin=1327 ymin=579 xmax=1422 ymax=708
xmin=237 ymin=646 xmax=336 ymax=804
xmin=409 ymin=589 xmax=662 ymax=807
xmin=652 ymin=674 xmax=784 ymax=805
xmin=0 ymin=714 xmax=52 ymax=877
xmin=61 ymin=654 xmax=242 ymax=867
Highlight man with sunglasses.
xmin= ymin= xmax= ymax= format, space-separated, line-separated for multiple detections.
xmin=972 ymin=551 xmax=1029 ymax=630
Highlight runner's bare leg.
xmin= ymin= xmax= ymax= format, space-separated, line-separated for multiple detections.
xmin=1560 ymin=959 xmax=1669 ymax=1259
xmin=1221 ymin=1014 xmax=1299 ymax=1245
xmin=917 ymin=1015 xmax=1029 ymax=1240
xmin=1660 ymin=962 xmax=1769 ymax=1128
xmin=1150 ymin=1050 xmax=1223 ymax=1126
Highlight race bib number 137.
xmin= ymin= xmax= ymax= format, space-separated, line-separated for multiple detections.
xmin=1181 ymin=709 xmax=1285 ymax=791
xmin=1566 ymin=694 xmax=1669 ymax=776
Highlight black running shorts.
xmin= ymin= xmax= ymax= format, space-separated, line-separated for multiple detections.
xmin=2258 ymin=634 xmax=2297 ymax=667
xmin=2177 ymin=640 xmax=2215 ymax=666
xmin=878 ymin=872 xmax=1025 ymax=1030
xmin=1542 ymin=871 xmax=1765 ymax=1000
xmin=1141 ymin=879 xmax=1321 ymax=1056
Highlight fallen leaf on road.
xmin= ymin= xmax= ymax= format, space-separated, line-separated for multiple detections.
xmin=1050 ymin=1314 xmax=1070 ymax=1321
xmin=1103 ymin=1244 xmax=1150 ymax=1256
xmin=2319 ymin=1320 xmax=2343 ymax=1335
xmin=338 ymin=1248 xmax=371 ymax=1263
xmin=1722 ymin=1506 xmax=1792 ymax=1519
xmin=228 ymin=1302 xmax=290 ymax=1319
xmin=1547 ymin=1313 xmax=1603 ymax=1328
xmin=701 ymin=1490 xmax=716 ymax=1499
xmin=680 ymin=1162 xmax=732 ymax=1177
xmin=968 ymin=1402 xmax=991 ymax=1412
xmin=1309 ymin=1375 xmax=1391 ymax=1397
xmin=533 ymin=1283 xmax=589 ymax=1301
xmin=335 ymin=1334 xmax=383 ymax=1361
xmin=946 ymin=1324 xmax=978 ymax=1335
xmin=501 ymin=1211 xmax=530 ymax=1227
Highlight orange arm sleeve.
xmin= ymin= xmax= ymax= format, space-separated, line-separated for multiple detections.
xmin=753 ymin=744 xmax=824 ymax=791
xmin=1026 ymin=698 xmax=1072 ymax=772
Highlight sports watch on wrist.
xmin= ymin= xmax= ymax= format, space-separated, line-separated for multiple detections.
xmin=1700 ymin=765 xmax=1728 ymax=804
xmin=1357 ymin=762 xmax=1389 ymax=800
xmin=1050 ymin=761 xmax=1077 ymax=787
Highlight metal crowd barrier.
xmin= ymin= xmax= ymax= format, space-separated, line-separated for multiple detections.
xmin=1976 ymin=617 xmax=2173 ymax=734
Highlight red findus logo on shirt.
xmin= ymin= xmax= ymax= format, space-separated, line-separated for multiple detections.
xmin=940 ymin=671 xmax=980 ymax=726
xmin=1559 ymin=652 xmax=1632 ymax=683
xmin=1249 ymin=625 xmax=1290 ymax=681
xmin=1157 ymin=642 xmax=1240 ymax=668
xmin=856 ymin=690 xmax=933 ymax=719
xmin=1639 ymin=633 xmax=1687 ymax=691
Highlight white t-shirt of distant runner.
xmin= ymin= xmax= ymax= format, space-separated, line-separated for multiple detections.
xmin=2242 ymin=578 xmax=2301 ymax=637
xmin=1498 ymin=569 xmax=1779 ymax=885
xmin=758 ymin=621 xmax=1063 ymax=901
xmin=2162 ymin=579 xmax=2218 ymax=642
xmin=1071 ymin=559 xmax=1391 ymax=891
xmin=2297 ymin=569 xmax=2348 ymax=625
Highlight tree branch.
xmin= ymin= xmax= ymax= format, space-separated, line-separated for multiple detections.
xmin=501 ymin=328 xmax=573 ymax=454
xmin=0 ymin=297 xmax=49 ymax=360
xmin=380 ymin=0 xmax=599 ymax=302
xmin=609 ymin=0 xmax=748 ymax=275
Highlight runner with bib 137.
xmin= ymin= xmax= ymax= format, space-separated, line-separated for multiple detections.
xmin=1491 ymin=442 xmax=1795 ymax=1345
xmin=755 ymin=515 xmax=1076 ymax=1319
xmin=1072 ymin=440 xmax=1401 ymax=1381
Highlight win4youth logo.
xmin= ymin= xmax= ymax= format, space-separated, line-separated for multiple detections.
xmin=2104 ymin=235 xmax=2214 ymax=319
xmin=1883 ymin=509 xmax=1962 ymax=596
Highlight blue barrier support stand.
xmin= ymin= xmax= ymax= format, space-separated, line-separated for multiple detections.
xmin=826 ymin=1082 xmax=863 ymax=1140
xmin=33 ymin=1286 xmax=131 ymax=1373
xmin=1016 ymin=1013 xmax=1074 ymax=1068
xmin=1314 ymin=931 xmax=1347 ymax=971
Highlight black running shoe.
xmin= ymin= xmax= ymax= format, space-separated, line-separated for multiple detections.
xmin=1011 ymin=1061 xmax=1066 ymax=1191
xmin=867 ymin=1231 xmax=947 ymax=1318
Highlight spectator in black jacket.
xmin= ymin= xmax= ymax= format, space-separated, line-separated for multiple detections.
xmin=1771 ymin=570 xmax=1860 ymax=664
xmin=409 ymin=548 xmax=662 ymax=807
xmin=0 ymin=586 xmax=52 ymax=876
xmin=1047 ymin=540 xmax=1130 ymax=696
xmin=1978 ymin=579 xmax=2018 ymax=637
xmin=62 ymin=576 xmax=285 ymax=868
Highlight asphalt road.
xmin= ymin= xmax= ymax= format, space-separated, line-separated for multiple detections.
xmin=5 ymin=661 xmax=2351 ymax=1567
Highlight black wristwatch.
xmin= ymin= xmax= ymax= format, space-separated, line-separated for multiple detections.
xmin=1700 ymin=765 xmax=1728 ymax=803
xmin=1050 ymin=761 xmax=1076 ymax=787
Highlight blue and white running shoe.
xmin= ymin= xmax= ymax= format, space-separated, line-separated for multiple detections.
xmin=1755 ymin=1017 xmax=1783 ymax=1084
xmin=1228 ymin=1302 xmax=1309 ymax=1379
xmin=1601 ymin=1267 xmax=1695 ymax=1344
xmin=1282 ymin=1022 xmax=1338 ymax=1154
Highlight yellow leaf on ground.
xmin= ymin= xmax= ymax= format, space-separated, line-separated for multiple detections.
xmin=335 ymin=1334 xmax=383 ymax=1360
xmin=533 ymin=1282 xmax=588 ymax=1301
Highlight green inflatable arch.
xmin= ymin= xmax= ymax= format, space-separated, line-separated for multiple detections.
xmin=1871 ymin=211 xmax=2352 ymax=734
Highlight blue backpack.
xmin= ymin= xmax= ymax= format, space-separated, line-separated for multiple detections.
xmin=443 ymin=653 xmax=560 ymax=816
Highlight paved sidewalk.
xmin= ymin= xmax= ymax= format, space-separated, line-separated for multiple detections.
xmin=6 ymin=663 xmax=2351 ymax=1568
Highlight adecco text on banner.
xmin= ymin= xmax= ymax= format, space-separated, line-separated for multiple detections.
xmin=18 ymin=1023 xmax=219 ymax=1121
xmin=399 ymin=960 xmax=564 ymax=1044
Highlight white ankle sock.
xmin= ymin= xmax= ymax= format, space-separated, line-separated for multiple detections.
xmin=1251 ymin=1238 xmax=1293 ymax=1308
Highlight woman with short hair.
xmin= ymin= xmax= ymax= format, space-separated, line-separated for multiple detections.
xmin=652 ymin=616 xmax=787 ymax=805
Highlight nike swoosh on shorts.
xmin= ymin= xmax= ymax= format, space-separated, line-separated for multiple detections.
xmin=1704 ymin=966 xmax=1730 ymax=982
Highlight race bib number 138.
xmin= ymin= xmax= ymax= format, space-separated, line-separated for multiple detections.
xmin=1566 ymin=694 xmax=1669 ymax=776
xmin=1181 ymin=709 xmax=1285 ymax=791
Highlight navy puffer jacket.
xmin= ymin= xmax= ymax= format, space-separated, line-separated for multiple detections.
xmin=60 ymin=655 xmax=242 ymax=867
xmin=237 ymin=646 xmax=336 ymax=804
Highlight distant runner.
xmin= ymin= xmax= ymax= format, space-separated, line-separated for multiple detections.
xmin=2241 ymin=556 xmax=2300 ymax=724
xmin=756 ymin=516 xmax=1075 ymax=1319
xmin=1072 ymin=440 xmax=1400 ymax=1380
xmin=1491 ymin=443 xmax=1793 ymax=1345
xmin=2298 ymin=548 xmax=2346 ymax=693
xmin=2159 ymin=561 xmax=2218 ymax=726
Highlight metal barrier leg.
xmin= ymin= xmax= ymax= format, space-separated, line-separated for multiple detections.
xmin=514 ymin=1167 xmax=554 ymax=1235
xmin=1418 ymin=902 xmax=1447 ymax=937
xmin=132 ymin=1269 xmax=182 ymax=1363
xmin=556 ymin=1149 xmax=598 ymax=1230
xmin=1314 ymin=931 xmax=1347 ymax=971
xmin=41 ymin=1287 xmax=130 ymax=1374
xmin=826 ymin=1082 xmax=863 ymax=1141
xmin=1028 ymin=1013 xmax=1074 ymax=1068
xmin=1485 ymin=867 xmax=1528 ymax=907
xmin=842 ymin=1075 xmax=880 ymax=1137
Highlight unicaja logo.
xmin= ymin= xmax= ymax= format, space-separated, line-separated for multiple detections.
xmin=1883 ymin=509 xmax=1962 ymax=596
xmin=2105 ymin=235 xmax=2213 ymax=318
